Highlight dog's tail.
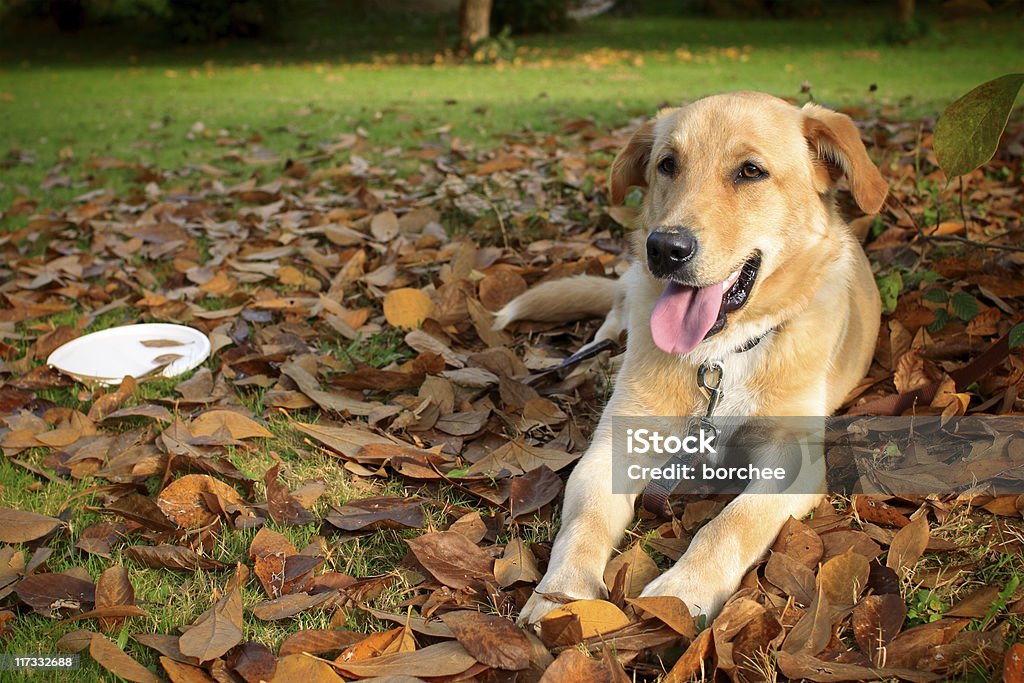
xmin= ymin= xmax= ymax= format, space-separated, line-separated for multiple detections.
xmin=493 ymin=275 xmax=621 ymax=330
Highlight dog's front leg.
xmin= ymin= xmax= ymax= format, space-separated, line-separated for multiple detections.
xmin=518 ymin=419 xmax=639 ymax=626
xmin=641 ymin=491 xmax=822 ymax=618
xmin=640 ymin=418 xmax=826 ymax=619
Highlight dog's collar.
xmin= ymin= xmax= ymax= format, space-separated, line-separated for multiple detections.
xmin=734 ymin=326 xmax=776 ymax=354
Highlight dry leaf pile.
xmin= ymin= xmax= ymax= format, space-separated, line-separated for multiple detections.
xmin=0 ymin=103 xmax=1023 ymax=681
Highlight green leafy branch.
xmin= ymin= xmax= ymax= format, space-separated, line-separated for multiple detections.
xmin=930 ymin=73 xmax=1024 ymax=245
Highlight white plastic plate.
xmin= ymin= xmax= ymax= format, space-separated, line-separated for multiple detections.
xmin=47 ymin=323 xmax=211 ymax=386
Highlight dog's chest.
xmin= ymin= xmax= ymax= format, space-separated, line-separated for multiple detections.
xmin=625 ymin=352 xmax=764 ymax=417
xmin=714 ymin=379 xmax=761 ymax=416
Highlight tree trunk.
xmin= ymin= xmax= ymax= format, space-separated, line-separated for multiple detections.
xmin=897 ymin=0 xmax=915 ymax=24
xmin=459 ymin=0 xmax=492 ymax=49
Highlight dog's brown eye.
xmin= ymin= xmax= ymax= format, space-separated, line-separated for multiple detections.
xmin=738 ymin=163 xmax=766 ymax=181
xmin=657 ymin=156 xmax=677 ymax=177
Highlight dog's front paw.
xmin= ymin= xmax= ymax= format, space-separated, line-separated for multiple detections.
xmin=517 ymin=591 xmax=565 ymax=627
xmin=517 ymin=574 xmax=607 ymax=628
xmin=639 ymin=571 xmax=733 ymax=620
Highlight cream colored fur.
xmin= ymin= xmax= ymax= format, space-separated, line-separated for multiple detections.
xmin=492 ymin=274 xmax=622 ymax=332
xmin=498 ymin=92 xmax=886 ymax=625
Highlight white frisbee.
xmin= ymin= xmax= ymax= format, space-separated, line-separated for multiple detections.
xmin=47 ymin=323 xmax=211 ymax=385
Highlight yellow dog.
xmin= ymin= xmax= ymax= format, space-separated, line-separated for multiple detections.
xmin=496 ymin=92 xmax=886 ymax=624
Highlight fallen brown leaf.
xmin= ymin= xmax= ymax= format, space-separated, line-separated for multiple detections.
xmin=603 ymin=543 xmax=660 ymax=600
xmin=538 ymin=647 xmax=630 ymax=683
xmin=332 ymin=641 xmax=476 ymax=678
xmin=279 ymin=629 xmax=366 ymax=657
xmin=156 ymin=474 xmax=245 ymax=529
xmin=94 ymin=565 xmax=135 ymax=633
xmin=0 ymin=508 xmax=64 ymax=543
xmin=626 ymin=595 xmax=696 ymax=638
xmin=776 ymin=650 xmax=940 ymax=682
xmin=264 ymin=463 xmax=316 ymax=526
xmin=123 ymin=545 xmax=227 ymax=572
xmin=405 ymin=531 xmax=494 ymax=590
xmin=886 ymin=513 xmax=930 ymax=575
xmin=1005 ymin=643 xmax=1024 ymax=683
xmin=539 ymin=600 xmax=630 ymax=647
xmin=494 ymin=537 xmax=542 ymax=587
xmin=90 ymin=633 xmax=162 ymax=683
xmin=15 ymin=572 xmax=95 ymax=617
xmin=440 ymin=610 xmax=531 ymax=670
xmin=383 ymin=287 xmax=435 ymax=330
xmin=178 ymin=564 xmax=247 ymax=662
xmin=190 ymin=409 xmax=273 ymax=439
xmin=819 ymin=547 xmax=870 ymax=607
xmin=87 ymin=375 xmax=137 ymax=421
xmin=159 ymin=657 xmax=215 ymax=683
xmin=852 ymin=593 xmax=906 ymax=662
xmin=270 ymin=653 xmax=344 ymax=683
xmin=326 ymin=496 xmax=426 ymax=531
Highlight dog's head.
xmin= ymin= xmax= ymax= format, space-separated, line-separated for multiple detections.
xmin=610 ymin=92 xmax=887 ymax=356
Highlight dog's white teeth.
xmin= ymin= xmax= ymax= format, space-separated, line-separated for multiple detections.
xmin=723 ymin=270 xmax=741 ymax=292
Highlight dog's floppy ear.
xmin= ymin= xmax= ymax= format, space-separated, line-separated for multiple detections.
xmin=802 ymin=103 xmax=888 ymax=214
xmin=609 ymin=119 xmax=657 ymax=205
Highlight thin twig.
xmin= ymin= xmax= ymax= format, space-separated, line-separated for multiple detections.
xmin=958 ymin=175 xmax=969 ymax=232
xmin=923 ymin=234 xmax=1024 ymax=253
xmin=893 ymin=185 xmax=1023 ymax=253
xmin=887 ymin=192 xmax=931 ymax=266
xmin=889 ymin=179 xmax=1020 ymax=253
xmin=888 ymin=188 xmax=924 ymax=237
xmin=482 ymin=193 xmax=510 ymax=251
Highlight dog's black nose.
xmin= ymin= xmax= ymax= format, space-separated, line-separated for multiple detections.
xmin=647 ymin=229 xmax=697 ymax=278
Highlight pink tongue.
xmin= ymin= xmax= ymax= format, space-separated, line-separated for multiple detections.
xmin=650 ymin=282 xmax=724 ymax=355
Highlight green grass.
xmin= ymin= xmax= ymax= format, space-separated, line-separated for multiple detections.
xmin=2 ymin=3 xmax=1022 ymax=225
xmin=0 ymin=312 xmax=444 ymax=680
xmin=0 ymin=404 xmax=486 ymax=680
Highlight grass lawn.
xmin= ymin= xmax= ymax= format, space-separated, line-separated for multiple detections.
xmin=1 ymin=2 xmax=1022 ymax=220
xmin=1 ymin=1 xmax=1023 ymax=681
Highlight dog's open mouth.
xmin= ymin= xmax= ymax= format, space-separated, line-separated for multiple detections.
xmin=650 ymin=252 xmax=761 ymax=355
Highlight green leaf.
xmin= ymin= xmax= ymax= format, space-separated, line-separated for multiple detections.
xmin=950 ymin=291 xmax=980 ymax=322
xmin=1010 ymin=323 xmax=1024 ymax=349
xmin=929 ymin=308 xmax=951 ymax=333
xmin=904 ymin=268 xmax=942 ymax=289
xmin=922 ymin=288 xmax=948 ymax=303
xmin=876 ymin=271 xmax=903 ymax=315
xmin=983 ymin=575 xmax=1020 ymax=628
xmin=624 ymin=187 xmax=644 ymax=208
xmin=869 ymin=216 xmax=886 ymax=239
xmin=934 ymin=73 xmax=1024 ymax=178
